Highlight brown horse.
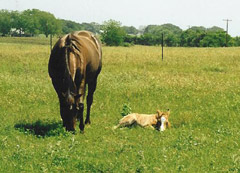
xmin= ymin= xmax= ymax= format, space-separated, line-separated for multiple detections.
xmin=48 ymin=31 xmax=102 ymax=132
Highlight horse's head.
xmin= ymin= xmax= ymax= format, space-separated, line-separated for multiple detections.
xmin=60 ymin=89 xmax=81 ymax=131
xmin=156 ymin=109 xmax=170 ymax=131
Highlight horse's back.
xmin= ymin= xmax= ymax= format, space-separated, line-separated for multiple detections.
xmin=72 ymin=31 xmax=101 ymax=54
xmin=49 ymin=31 xmax=102 ymax=80
xmin=73 ymin=31 xmax=102 ymax=78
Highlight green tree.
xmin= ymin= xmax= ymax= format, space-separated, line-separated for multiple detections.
xmin=60 ymin=20 xmax=101 ymax=35
xmin=122 ymin=26 xmax=138 ymax=35
xmin=10 ymin=11 xmax=25 ymax=36
xmin=140 ymin=33 xmax=156 ymax=45
xmin=233 ymin=36 xmax=240 ymax=46
xmin=208 ymin=26 xmax=224 ymax=33
xmin=101 ymin=20 xmax=126 ymax=46
xmin=200 ymin=31 xmax=226 ymax=47
xmin=20 ymin=9 xmax=61 ymax=37
xmin=81 ymin=22 xmax=101 ymax=34
xmin=60 ymin=19 xmax=83 ymax=34
xmin=180 ymin=28 xmax=206 ymax=47
xmin=180 ymin=26 xmax=231 ymax=47
xmin=21 ymin=9 xmax=41 ymax=36
xmin=38 ymin=11 xmax=61 ymax=37
xmin=144 ymin=24 xmax=182 ymax=46
xmin=0 ymin=10 xmax=11 ymax=36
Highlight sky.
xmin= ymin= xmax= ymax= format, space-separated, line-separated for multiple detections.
xmin=1 ymin=0 xmax=240 ymax=36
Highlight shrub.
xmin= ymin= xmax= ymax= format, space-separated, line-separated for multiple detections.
xmin=121 ymin=104 xmax=132 ymax=116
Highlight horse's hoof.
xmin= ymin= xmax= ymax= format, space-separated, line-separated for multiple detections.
xmin=80 ymin=130 xmax=84 ymax=134
xmin=85 ymin=120 xmax=91 ymax=125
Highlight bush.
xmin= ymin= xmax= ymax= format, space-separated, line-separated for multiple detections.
xmin=121 ymin=104 xmax=132 ymax=116
xmin=122 ymin=42 xmax=133 ymax=47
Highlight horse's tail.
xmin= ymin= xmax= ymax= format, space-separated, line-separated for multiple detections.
xmin=64 ymin=35 xmax=71 ymax=75
xmin=63 ymin=34 xmax=78 ymax=94
xmin=64 ymin=34 xmax=81 ymax=73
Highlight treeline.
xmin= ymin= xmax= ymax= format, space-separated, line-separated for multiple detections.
xmin=0 ymin=9 xmax=101 ymax=37
xmin=124 ymin=24 xmax=240 ymax=47
xmin=1 ymin=9 xmax=240 ymax=47
xmin=0 ymin=9 xmax=61 ymax=37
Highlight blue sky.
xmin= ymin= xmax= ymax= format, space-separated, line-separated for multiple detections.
xmin=1 ymin=0 xmax=240 ymax=36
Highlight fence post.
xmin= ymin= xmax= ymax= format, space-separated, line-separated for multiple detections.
xmin=162 ymin=33 xmax=164 ymax=61
xmin=50 ymin=34 xmax=52 ymax=52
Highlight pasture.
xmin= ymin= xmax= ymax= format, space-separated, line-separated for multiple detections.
xmin=0 ymin=37 xmax=240 ymax=172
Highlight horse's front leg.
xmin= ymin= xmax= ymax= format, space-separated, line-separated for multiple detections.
xmin=77 ymin=103 xmax=84 ymax=133
xmin=77 ymin=79 xmax=86 ymax=133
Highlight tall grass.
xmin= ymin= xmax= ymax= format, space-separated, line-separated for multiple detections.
xmin=0 ymin=39 xmax=240 ymax=172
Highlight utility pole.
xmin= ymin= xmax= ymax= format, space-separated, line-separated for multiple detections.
xmin=223 ymin=19 xmax=232 ymax=47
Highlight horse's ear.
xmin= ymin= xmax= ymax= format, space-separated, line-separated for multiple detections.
xmin=156 ymin=110 xmax=162 ymax=118
xmin=166 ymin=109 xmax=170 ymax=116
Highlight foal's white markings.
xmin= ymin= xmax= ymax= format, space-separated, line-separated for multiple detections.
xmin=160 ymin=116 xmax=166 ymax=132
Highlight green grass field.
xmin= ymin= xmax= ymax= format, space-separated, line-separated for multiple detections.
xmin=0 ymin=37 xmax=240 ymax=172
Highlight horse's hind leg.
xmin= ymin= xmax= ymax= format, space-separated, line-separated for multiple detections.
xmin=85 ymin=79 xmax=97 ymax=124
xmin=119 ymin=115 xmax=137 ymax=127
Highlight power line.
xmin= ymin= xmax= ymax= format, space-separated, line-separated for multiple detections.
xmin=223 ymin=19 xmax=232 ymax=47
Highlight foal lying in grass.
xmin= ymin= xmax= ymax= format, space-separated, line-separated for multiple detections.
xmin=114 ymin=110 xmax=170 ymax=131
